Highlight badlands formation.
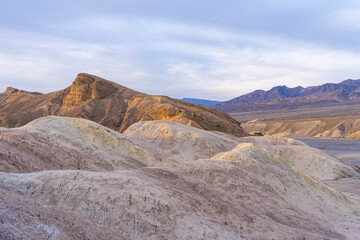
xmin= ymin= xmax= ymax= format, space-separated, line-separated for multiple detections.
xmin=243 ymin=116 xmax=360 ymax=139
xmin=0 ymin=188 xmax=123 ymax=240
xmin=0 ymin=116 xmax=159 ymax=173
xmin=125 ymin=120 xmax=359 ymax=180
xmin=0 ymin=73 xmax=246 ymax=137
xmin=1 ymin=117 xmax=360 ymax=239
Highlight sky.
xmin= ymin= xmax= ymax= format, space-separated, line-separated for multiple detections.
xmin=1 ymin=0 xmax=360 ymax=100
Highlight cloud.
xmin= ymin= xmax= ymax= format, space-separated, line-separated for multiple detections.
xmin=332 ymin=8 xmax=360 ymax=31
xmin=1 ymin=8 xmax=360 ymax=100
xmin=162 ymin=38 xmax=360 ymax=99
xmin=0 ymin=28 xmax=155 ymax=93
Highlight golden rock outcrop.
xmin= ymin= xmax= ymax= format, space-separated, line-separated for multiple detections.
xmin=0 ymin=73 xmax=246 ymax=137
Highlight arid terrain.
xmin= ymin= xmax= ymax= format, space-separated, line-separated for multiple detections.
xmin=300 ymin=138 xmax=360 ymax=167
xmin=231 ymin=104 xmax=360 ymax=123
xmin=298 ymin=138 xmax=360 ymax=203
xmin=242 ymin=115 xmax=360 ymax=138
xmin=0 ymin=116 xmax=360 ymax=239
xmin=0 ymin=73 xmax=245 ymax=137
xmin=231 ymin=102 xmax=360 ymax=208
xmin=3 ymin=1 xmax=360 ymax=239
xmin=233 ymin=104 xmax=360 ymax=140
xmin=1 ymin=75 xmax=360 ymax=239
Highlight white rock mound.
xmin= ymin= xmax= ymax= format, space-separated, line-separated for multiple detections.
xmin=124 ymin=120 xmax=238 ymax=162
xmin=1 ymin=143 xmax=359 ymax=240
xmin=0 ymin=116 xmax=160 ymax=173
xmin=238 ymin=136 xmax=360 ymax=180
xmin=124 ymin=120 xmax=358 ymax=180
xmin=0 ymin=188 xmax=123 ymax=240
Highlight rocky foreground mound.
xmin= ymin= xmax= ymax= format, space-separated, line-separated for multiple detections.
xmin=238 ymin=136 xmax=360 ymax=180
xmin=0 ymin=116 xmax=159 ymax=173
xmin=1 ymin=143 xmax=359 ymax=239
xmin=0 ymin=188 xmax=123 ymax=240
xmin=1 ymin=117 xmax=360 ymax=239
xmin=124 ymin=120 xmax=239 ymax=162
xmin=125 ymin=120 xmax=359 ymax=180
xmin=0 ymin=73 xmax=246 ymax=137
xmin=1 ymin=116 xmax=356 ymax=181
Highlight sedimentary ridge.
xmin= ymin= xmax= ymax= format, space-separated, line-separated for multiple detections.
xmin=243 ymin=115 xmax=360 ymax=139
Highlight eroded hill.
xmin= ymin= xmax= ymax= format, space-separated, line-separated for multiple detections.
xmin=1 ymin=117 xmax=360 ymax=239
xmin=0 ymin=116 xmax=159 ymax=173
xmin=0 ymin=73 xmax=246 ymax=137
xmin=125 ymin=120 xmax=359 ymax=180
xmin=1 ymin=143 xmax=359 ymax=239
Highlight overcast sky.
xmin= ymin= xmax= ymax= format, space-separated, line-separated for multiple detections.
xmin=1 ymin=0 xmax=360 ymax=100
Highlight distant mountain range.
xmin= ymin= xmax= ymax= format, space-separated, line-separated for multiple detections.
xmin=179 ymin=98 xmax=222 ymax=107
xmin=213 ymin=79 xmax=360 ymax=112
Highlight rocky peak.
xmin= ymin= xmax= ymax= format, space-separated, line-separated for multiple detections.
xmin=63 ymin=73 xmax=118 ymax=104
xmin=5 ymin=87 xmax=18 ymax=93
xmin=339 ymin=79 xmax=360 ymax=86
xmin=4 ymin=87 xmax=41 ymax=96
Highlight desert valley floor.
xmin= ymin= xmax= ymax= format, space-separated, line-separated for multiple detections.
xmin=298 ymin=137 xmax=360 ymax=203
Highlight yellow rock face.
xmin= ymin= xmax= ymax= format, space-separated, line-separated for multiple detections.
xmin=62 ymin=73 xmax=117 ymax=105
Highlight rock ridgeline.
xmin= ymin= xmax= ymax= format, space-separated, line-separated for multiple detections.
xmin=0 ymin=73 xmax=246 ymax=137
xmin=214 ymin=79 xmax=360 ymax=112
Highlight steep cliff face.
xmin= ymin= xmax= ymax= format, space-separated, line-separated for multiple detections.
xmin=0 ymin=73 xmax=246 ymax=137
xmin=62 ymin=74 xmax=118 ymax=105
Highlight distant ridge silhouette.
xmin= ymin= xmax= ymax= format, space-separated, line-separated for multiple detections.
xmin=213 ymin=79 xmax=360 ymax=112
